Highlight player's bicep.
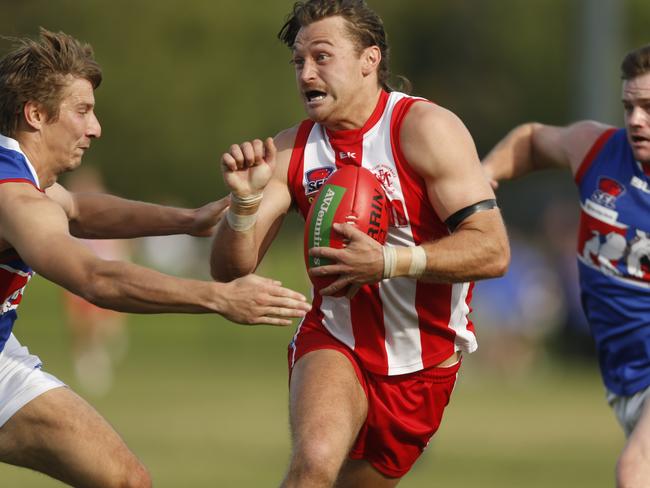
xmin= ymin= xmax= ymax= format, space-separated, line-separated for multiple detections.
xmin=401 ymin=104 xmax=495 ymax=221
xmin=0 ymin=185 xmax=96 ymax=290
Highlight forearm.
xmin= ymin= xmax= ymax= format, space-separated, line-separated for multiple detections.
xmin=483 ymin=123 xmax=542 ymax=182
xmin=70 ymin=193 xmax=196 ymax=239
xmin=388 ymin=213 xmax=509 ymax=282
xmin=67 ymin=259 xmax=224 ymax=314
xmin=210 ymin=219 xmax=260 ymax=281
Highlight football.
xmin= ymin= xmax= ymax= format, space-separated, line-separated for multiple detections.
xmin=304 ymin=165 xmax=389 ymax=295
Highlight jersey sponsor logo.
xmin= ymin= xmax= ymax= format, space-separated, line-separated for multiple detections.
xmin=339 ymin=151 xmax=356 ymax=160
xmin=631 ymin=175 xmax=650 ymax=194
xmin=577 ymin=206 xmax=650 ymax=285
xmin=591 ymin=177 xmax=625 ymax=209
xmin=304 ymin=166 xmax=335 ymax=196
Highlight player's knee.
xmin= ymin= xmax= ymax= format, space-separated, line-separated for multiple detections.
xmin=290 ymin=439 xmax=343 ymax=484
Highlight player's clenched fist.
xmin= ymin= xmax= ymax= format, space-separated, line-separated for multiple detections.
xmin=216 ymin=274 xmax=311 ymax=326
xmin=221 ymin=137 xmax=277 ymax=197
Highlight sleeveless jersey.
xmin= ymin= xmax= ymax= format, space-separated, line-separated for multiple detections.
xmin=575 ymin=128 xmax=650 ymax=395
xmin=287 ymin=90 xmax=476 ymax=376
xmin=0 ymin=135 xmax=39 ymax=352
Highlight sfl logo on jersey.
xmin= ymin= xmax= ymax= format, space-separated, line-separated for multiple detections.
xmin=591 ymin=177 xmax=625 ymax=209
xmin=305 ymin=167 xmax=335 ymax=196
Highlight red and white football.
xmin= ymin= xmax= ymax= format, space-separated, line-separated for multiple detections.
xmin=304 ymin=165 xmax=389 ymax=296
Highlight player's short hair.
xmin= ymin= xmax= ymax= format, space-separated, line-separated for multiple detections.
xmin=0 ymin=28 xmax=102 ymax=137
xmin=621 ymin=44 xmax=650 ymax=81
xmin=278 ymin=0 xmax=408 ymax=92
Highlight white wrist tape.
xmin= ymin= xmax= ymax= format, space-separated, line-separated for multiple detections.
xmin=230 ymin=192 xmax=263 ymax=210
xmin=382 ymin=246 xmax=427 ymax=279
xmin=226 ymin=210 xmax=257 ymax=231
xmin=382 ymin=246 xmax=397 ymax=279
xmin=226 ymin=192 xmax=263 ymax=232
xmin=408 ymin=246 xmax=427 ymax=279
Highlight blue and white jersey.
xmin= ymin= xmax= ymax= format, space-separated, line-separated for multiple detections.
xmin=0 ymin=134 xmax=40 ymax=352
xmin=575 ymin=128 xmax=650 ymax=395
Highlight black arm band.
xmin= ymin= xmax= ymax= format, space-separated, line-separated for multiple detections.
xmin=445 ymin=199 xmax=498 ymax=232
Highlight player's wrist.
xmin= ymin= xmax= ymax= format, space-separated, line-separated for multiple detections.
xmin=226 ymin=192 xmax=263 ymax=232
xmin=382 ymin=246 xmax=427 ymax=279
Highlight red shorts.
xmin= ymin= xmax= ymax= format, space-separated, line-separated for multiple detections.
xmin=288 ymin=322 xmax=460 ymax=478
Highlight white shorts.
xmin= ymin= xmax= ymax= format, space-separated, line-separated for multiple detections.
xmin=607 ymin=385 xmax=650 ymax=437
xmin=0 ymin=334 xmax=65 ymax=427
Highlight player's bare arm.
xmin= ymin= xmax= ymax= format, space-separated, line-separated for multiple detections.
xmin=45 ymin=183 xmax=229 ymax=239
xmin=210 ymin=127 xmax=297 ymax=281
xmin=482 ymin=120 xmax=614 ymax=185
xmin=0 ymin=183 xmax=309 ymax=324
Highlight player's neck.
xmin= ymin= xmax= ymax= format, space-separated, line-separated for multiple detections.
xmin=14 ymin=133 xmax=56 ymax=188
xmin=325 ymin=87 xmax=383 ymax=132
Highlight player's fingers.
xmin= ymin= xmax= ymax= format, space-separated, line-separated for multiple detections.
xmin=309 ymin=246 xmax=342 ymax=261
xmin=264 ymin=137 xmax=277 ymax=162
xmin=251 ymin=139 xmax=266 ymax=166
xmin=254 ymin=316 xmax=293 ymax=327
xmin=227 ymin=144 xmax=246 ymax=169
xmin=319 ymin=277 xmax=351 ymax=296
xmin=221 ymin=152 xmax=239 ymax=172
xmin=308 ymin=263 xmax=347 ymax=277
xmin=267 ymin=285 xmax=309 ymax=305
xmin=240 ymin=141 xmax=257 ymax=168
xmin=346 ymin=284 xmax=361 ymax=299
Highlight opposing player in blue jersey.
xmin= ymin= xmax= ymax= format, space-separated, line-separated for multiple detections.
xmin=483 ymin=44 xmax=650 ymax=487
xmin=0 ymin=29 xmax=310 ymax=487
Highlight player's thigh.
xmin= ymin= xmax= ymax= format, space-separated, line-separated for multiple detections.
xmin=289 ymin=349 xmax=368 ymax=453
xmin=0 ymin=386 xmax=146 ymax=486
xmin=336 ymin=459 xmax=401 ymax=488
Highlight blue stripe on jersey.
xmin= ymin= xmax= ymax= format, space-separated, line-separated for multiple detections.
xmin=576 ymin=128 xmax=650 ymax=395
xmin=0 ymin=135 xmax=36 ymax=353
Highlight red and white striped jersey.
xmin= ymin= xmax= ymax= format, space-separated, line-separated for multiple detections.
xmin=288 ymin=90 xmax=477 ymax=376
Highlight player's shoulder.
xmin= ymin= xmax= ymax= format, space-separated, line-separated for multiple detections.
xmin=401 ymin=99 xmax=468 ymax=139
xmin=563 ymin=120 xmax=615 ymax=142
xmin=274 ymin=121 xmax=314 ymax=152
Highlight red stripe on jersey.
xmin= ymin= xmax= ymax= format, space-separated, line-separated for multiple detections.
xmin=351 ymin=284 xmax=388 ymax=374
xmin=575 ymin=128 xmax=617 ymax=185
xmin=390 ymin=96 xmax=472 ymax=365
xmin=0 ymin=268 xmax=29 ymax=304
xmin=0 ymin=178 xmax=42 ymax=192
xmin=288 ymin=120 xmax=316 ymax=219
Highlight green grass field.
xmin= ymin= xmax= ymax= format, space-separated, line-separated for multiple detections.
xmin=2 ymin=235 xmax=623 ymax=487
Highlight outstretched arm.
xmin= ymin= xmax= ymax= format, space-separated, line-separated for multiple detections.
xmin=482 ymin=120 xmax=613 ymax=186
xmin=46 ymin=183 xmax=229 ymax=239
xmin=310 ymin=102 xmax=510 ymax=295
xmin=1 ymin=183 xmax=309 ymax=325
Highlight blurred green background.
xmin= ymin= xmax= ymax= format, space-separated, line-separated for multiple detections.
xmin=1 ymin=0 xmax=645 ymax=486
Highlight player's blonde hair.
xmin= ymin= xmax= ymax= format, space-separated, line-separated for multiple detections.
xmin=621 ymin=44 xmax=650 ymax=81
xmin=0 ymin=28 xmax=102 ymax=137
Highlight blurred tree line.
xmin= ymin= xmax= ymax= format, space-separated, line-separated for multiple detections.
xmin=1 ymin=0 xmax=649 ymax=225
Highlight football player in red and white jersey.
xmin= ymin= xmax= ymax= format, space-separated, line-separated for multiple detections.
xmin=211 ymin=1 xmax=510 ymax=486
xmin=0 ymin=29 xmax=310 ymax=487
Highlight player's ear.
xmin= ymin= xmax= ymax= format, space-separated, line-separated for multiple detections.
xmin=23 ymin=101 xmax=50 ymax=130
xmin=361 ymin=46 xmax=381 ymax=76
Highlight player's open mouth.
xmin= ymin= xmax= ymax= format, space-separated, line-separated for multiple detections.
xmin=631 ymin=135 xmax=649 ymax=143
xmin=305 ymin=90 xmax=327 ymax=103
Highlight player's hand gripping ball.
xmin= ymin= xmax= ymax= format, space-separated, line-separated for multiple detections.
xmin=304 ymin=165 xmax=389 ymax=296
